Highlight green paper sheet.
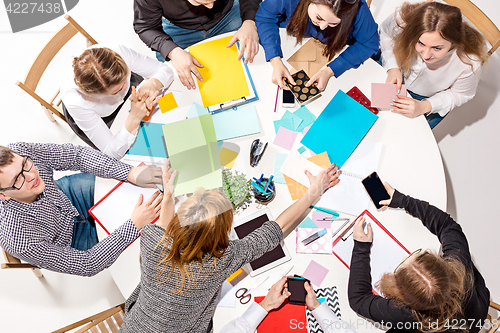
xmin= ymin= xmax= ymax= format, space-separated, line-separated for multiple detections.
xmin=162 ymin=114 xmax=222 ymax=195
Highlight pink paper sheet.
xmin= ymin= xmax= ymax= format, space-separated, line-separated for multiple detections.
xmin=302 ymin=260 xmax=329 ymax=287
xmin=296 ymin=228 xmax=332 ymax=254
xmin=371 ymin=83 xmax=407 ymax=108
xmin=273 ymin=126 xmax=298 ymax=150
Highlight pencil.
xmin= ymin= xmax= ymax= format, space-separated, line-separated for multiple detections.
xmin=273 ymin=86 xmax=279 ymax=112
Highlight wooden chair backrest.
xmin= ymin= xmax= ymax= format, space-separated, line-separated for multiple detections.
xmin=439 ymin=0 xmax=500 ymax=55
xmin=51 ymin=304 xmax=125 ymax=333
xmin=1 ymin=249 xmax=43 ymax=277
xmin=487 ymin=301 xmax=500 ymax=333
xmin=15 ymin=14 xmax=97 ymax=122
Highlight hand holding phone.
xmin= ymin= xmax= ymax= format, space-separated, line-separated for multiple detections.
xmin=287 ymin=275 xmax=310 ymax=304
xmin=362 ymin=172 xmax=390 ymax=209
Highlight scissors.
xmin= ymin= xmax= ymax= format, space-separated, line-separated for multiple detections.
xmin=235 ymin=276 xmax=269 ymax=304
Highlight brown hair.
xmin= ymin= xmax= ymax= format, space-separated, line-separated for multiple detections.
xmin=155 ymin=190 xmax=234 ymax=293
xmin=72 ymin=47 xmax=129 ymax=95
xmin=286 ymin=0 xmax=360 ymax=60
xmin=393 ymin=2 xmax=488 ymax=75
xmin=0 ymin=146 xmax=15 ymax=171
xmin=377 ymin=251 xmax=472 ymax=332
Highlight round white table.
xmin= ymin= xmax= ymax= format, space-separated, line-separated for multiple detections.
xmin=96 ymin=30 xmax=446 ymax=333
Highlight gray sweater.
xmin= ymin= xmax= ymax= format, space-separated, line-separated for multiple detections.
xmin=119 ymin=220 xmax=283 ymax=333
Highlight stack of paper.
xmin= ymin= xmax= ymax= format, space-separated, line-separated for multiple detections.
xmin=162 ymin=114 xmax=221 ymax=195
xmin=301 ymin=90 xmax=378 ymax=168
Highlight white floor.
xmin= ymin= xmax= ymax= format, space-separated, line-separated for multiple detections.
xmin=0 ymin=0 xmax=498 ymax=332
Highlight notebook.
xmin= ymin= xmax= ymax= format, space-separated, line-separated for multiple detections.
xmin=331 ymin=210 xmax=411 ymax=295
xmin=300 ymin=90 xmax=378 ymax=168
xmin=315 ymin=139 xmax=383 ymax=216
xmin=305 ymin=286 xmax=341 ymax=333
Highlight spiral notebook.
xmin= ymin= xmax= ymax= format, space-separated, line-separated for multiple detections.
xmin=315 ymin=139 xmax=383 ymax=216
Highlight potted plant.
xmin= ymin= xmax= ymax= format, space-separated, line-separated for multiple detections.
xmin=221 ymin=168 xmax=252 ymax=212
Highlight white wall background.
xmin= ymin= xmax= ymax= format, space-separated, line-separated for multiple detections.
xmin=0 ymin=0 xmax=498 ymax=331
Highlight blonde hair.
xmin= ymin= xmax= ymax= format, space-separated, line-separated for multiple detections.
xmin=377 ymin=251 xmax=472 ymax=332
xmin=72 ymin=47 xmax=129 ymax=95
xmin=393 ymin=2 xmax=488 ymax=75
xmin=155 ymin=190 xmax=234 ymax=293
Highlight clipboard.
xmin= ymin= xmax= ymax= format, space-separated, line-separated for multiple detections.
xmin=331 ymin=210 xmax=411 ymax=295
xmin=88 ymin=163 xmax=159 ymax=236
xmin=188 ymin=36 xmax=259 ymax=114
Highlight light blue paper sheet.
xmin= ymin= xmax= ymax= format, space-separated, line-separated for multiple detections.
xmin=273 ymin=153 xmax=288 ymax=184
xmin=301 ymin=90 xmax=378 ymax=168
xmin=212 ymin=105 xmax=261 ymax=141
xmin=294 ymin=106 xmax=316 ymax=133
xmin=126 ymin=121 xmax=167 ymax=158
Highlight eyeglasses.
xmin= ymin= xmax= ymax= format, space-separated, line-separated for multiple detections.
xmin=394 ymin=248 xmax=422 ymax=274
xmin=0 ymin=156 xmax=34 ymax=191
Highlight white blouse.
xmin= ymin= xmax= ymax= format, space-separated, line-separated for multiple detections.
xmin=379 ymin=11 xmax=482 ymax=117
xmin=61 ymin=43 xmax=174 ymax=159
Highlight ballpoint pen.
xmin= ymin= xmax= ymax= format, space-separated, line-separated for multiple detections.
xmin=317 ymin=218 xmax=350 ymax=222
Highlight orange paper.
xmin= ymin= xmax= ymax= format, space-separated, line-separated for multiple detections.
xmin=284 ymin=152 xmax=331 ymax=200
xmin=158 ymin=92 xmax=178 ymax=113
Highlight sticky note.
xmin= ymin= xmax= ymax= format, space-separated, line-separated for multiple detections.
xmin=219 ymin=147 xmax=238 ymax=169
xmin=273 ymin=126 xmax=298 ymax=151
xmin=158 ymin=92 xmax=178 ymax=113
xmin=302 ymin=260 xmax=329 ymax=287
xmin=298 ymin=146 xmax=306 ymax=154
xmin=293 ymin=106 xmax=316 ymax=133
xmin=371 ymin=83 xmax=407 ymax=109
xmin=296 ymin=217 xmax=318 ymax=229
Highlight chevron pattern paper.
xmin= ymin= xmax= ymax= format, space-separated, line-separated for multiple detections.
xmin=306 ymin=286 xmax=341 ymax=333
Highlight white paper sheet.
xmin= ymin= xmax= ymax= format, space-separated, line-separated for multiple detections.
xmin=279 ymin=152 xmax=324 ymax=187
xmin=316 ymin=140 xmax=383 ymax=216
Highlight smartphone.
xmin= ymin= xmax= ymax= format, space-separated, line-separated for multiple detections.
xmin=282 ymin=89 xmax=295 ymax=108
xmin=287 ymin=276 xmax=310 ymax=304
xmin=362 ymin=172 xmax=390 ymax=209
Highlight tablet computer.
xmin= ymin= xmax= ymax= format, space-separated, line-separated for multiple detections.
xmin=232 ymin=208 xmax=291 ymax=277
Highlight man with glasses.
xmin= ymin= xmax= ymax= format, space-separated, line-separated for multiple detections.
xmin=0 ymin=142 xmax=163 ymax=276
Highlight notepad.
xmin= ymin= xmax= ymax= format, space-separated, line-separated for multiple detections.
xmin=284 ymin=152 xmax=331 ymax=200
xmin=162 ymin=114 xmax=221 ymax=195
xmin=89 ymin=178 xmax=159 ymax=235
xmin=305 ymin=287 xmax=342 ymax=333
xmin=301 ymin=90 xmax=378 ymax=168
xmin=371 ymin=83 xmax=407 ymax=109
xmin=315 ymin=139 xmax=383 ymax=216
xmin=332 ymin=210 xmax=411 ymax=295
xmin=188 ymin=36 xmax=258 ymax=113
xmin=280 ymin=152 xmax=324 ymax=188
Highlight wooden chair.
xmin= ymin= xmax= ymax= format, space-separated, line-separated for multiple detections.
xmin=487 ymin=301 xmax=500 ymax=333
xmin=16 ymin=14 xmax=97 ymax=123
xmin=51 ymin=303 xmax=125 ymax=333
xmin=436 ymin=0 xmax=500 ymax=55
xmin=1 ymin=249 xmax=43 ymax=278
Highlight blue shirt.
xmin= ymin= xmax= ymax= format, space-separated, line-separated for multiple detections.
xmin=255 ymin=0 xmax=379 ymax=77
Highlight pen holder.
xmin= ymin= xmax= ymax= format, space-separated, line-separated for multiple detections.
xmin=252 ymin=178 xmax=276 ymax=205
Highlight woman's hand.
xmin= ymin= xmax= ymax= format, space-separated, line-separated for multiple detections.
xmin=390 ymin=96 xmax=432 ymax=118
xmin=169 ymin=47 xmax=204 ymax=90
xmin=305 ymin=163 xmax=341 ymax=199
xmin=270 ymin=57 xmax=295 ymax=89
xmin=379 ymin=182 xmax=395 ymax=210
xmin=305 ymin=67 xmax=334 ymax=92
xmin=353 ymin=216 xmax=372 ymax=242
xmin=304 ymin=281 xmax=321 ymax=311
xmin=227 ymin=20 xmax=259 ymax=64
xmin=137 ymin=78 xmax=163 ymax=101
xmin=260 ymin=276 xmax=291 ymax=312
xmin=129 ymin=86 xmax=150 ymax=121
xmin=157 ymin=159 xmax=177 ymax=229
xmin=386 ymin=68 xmax=403 ymax=93
xmin=130 ymin=191 xmax=163 ymax=230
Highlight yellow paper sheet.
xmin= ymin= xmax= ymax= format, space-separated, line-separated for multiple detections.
xmin=189 ymin=36 xmax=250 ymax=108
xmin=285 ymin=152 xmax=331 ymax=200
xmin=219 ymin=147 xmax=238 ymax=169
xmin=158 ymin=92 xmax=178 ymax=113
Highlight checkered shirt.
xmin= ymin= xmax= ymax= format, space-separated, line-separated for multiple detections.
xmin=0 ymin=142 xmax=139 ymax=276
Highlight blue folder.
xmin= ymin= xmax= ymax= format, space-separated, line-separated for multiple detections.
xmin=300 ymin=90 xmax=378 ymax=168
xmin=126 ymin=121 xmax=168 ymax=159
